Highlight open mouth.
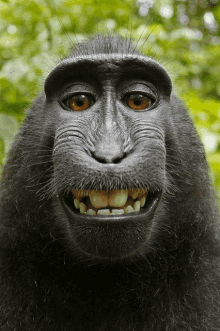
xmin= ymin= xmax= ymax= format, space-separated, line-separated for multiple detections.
xmin=61 ymin=188 xmax=161 ymax=218
xmin=60 ymin=187 xmax=162 ymax=258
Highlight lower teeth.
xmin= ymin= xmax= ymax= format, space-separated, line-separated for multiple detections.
xmin=78 ymin=201 xmax=142 ymax=215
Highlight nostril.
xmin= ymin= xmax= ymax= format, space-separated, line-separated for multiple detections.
xmin=91 ymin=151 xmax=126 ymax=164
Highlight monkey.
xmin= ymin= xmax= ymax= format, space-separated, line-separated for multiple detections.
xmin=0 ymin=34 xmax=220 ymax=331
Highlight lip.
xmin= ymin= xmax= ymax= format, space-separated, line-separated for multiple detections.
xmin=60 ymin=190 xmax=162 ymax=224
xmin=59 ymin=189 xmax=162 ymax=259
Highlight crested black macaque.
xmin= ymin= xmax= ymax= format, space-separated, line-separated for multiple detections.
xmin=0 ymin=35 xmax=220 ymax=331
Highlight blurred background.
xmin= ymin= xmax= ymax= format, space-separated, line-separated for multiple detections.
xmin=0 ymin=0 xmax=220 ymax=198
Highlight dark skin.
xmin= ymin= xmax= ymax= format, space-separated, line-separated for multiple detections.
xmin=0 ymin=35 xmax=220 ymax=331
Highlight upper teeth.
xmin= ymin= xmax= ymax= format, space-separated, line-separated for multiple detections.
xmin=72 ymin=188 xmax=147 ymax=215
xmin=89 ymin=189 xmax=128 ymax=208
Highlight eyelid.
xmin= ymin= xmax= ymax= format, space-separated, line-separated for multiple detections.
xmin=119 ymin=87 xmax=156 ymax=102
xmin=62 ymin=92 xmax=95 ymax=101
xmin=122 ymin=92 xmax=155 ymax=103
xmin=123 ymin=91 xmax=155 ymax=98
xmin=119 ymin=81 xmax=157 ymax=95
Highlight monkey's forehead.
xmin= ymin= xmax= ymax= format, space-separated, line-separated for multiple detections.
xmin=60 ymin=53 xmax=165 ymax=73
xmin=45 ymin=54 xmax=172 ymax=97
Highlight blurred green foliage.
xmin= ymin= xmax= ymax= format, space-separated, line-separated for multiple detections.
xmin=0 ymin=0 xmax=220 ymax=196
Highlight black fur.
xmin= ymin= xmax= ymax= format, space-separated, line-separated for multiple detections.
xmin=0 ymin=35 xmax=220 ymax=330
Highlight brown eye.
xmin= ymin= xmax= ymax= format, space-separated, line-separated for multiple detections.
xmin=67 ymin=95 xmax=92 ymax=111
xmin=126 ymin=94 xmax=152 ymax=110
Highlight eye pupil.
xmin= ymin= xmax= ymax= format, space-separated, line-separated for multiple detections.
xmin=67 ymin=94 xmax=92 ymax=111
xmin=76 ymin=98 xmax=85 ymax=106
xmin=126 ymin=94 xmax=152 ymax=110
xmin=133 ymin=97 xmax=142 ymax=106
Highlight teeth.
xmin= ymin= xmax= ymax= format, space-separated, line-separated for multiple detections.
xmin=89 ymin=190 xmax=108 ymax=208
xmin=87 ymin=209 xmax=96 ymax=215
xmin=124 ymin=205 xmax=134 ymax=213
xmin=97 ymin=209 xmax=111 ymax=215
xmin=79 ymin=202 xmax=87 ymax=213
xmin=111 ymin=209 xmax=124 ymax=214
xmin=72 ymin=188 xmax=148 ymax=216
xmin=97 ymin=209 xmax=125 ymax=215
xmin=140 ymin=196 xmax=146 ymax=207
xmin=79 ymin=204 xmax=141 ymax=215
xmin=74 ymin=198 xmax=80 ymax=209
xmin=89 ymin=189 xmax=128 ymax=208
xmin=108 ymin=190 xmax=128 ymax=207
xmin=134 ymin=201 xmax=141 ymax=212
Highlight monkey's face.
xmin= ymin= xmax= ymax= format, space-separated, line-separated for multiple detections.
xmin=44 ymin=53 xmax=172 ymax=261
